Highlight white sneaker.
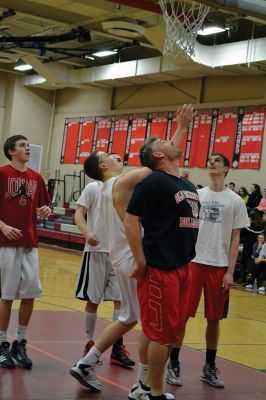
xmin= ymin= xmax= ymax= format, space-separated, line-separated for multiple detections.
xmin=245 ymin=284 xmax=253 ymax=289
xmin=144 ymin=394 xmax=175 ymax=400
xmin=69 ymin=363 xmax=102 ymax=391
xmin=128 ymin=382 xmax=174 ymax=400
xmin=258 ymin=286 xmax=265 ymax=293
xmin=166 ymin=361 xmax=183 ymax=386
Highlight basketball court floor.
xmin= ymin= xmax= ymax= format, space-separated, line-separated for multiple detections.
xmin=1 ymin=245 xmax=265 ymax=400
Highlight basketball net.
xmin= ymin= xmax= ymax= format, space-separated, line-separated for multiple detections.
xmin=158 ymin=0 xmax=210 ymax=58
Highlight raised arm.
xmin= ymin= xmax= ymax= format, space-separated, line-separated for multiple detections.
xmin=170 ymin=104 xmax=196 ymax=149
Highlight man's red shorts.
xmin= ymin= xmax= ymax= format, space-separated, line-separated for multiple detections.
xmin=187 ymin=262 xmax=229 ymax=320
xmin=137 ymin=264 xmax=191 ymax=345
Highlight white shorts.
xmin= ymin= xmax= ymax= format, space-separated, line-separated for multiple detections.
xmin=0 ymin=247 xmax=41 ymax=300
xmin=116 ymin=257 xmax=140 ymax=325
xmin=76 ymin=252 xmax=121 ymax=304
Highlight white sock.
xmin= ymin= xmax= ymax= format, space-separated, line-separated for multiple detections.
xmin=85 ymin=311 xmax=97 ymax=340
xmin=0 ymin=331 xmax=8 ymax=344
xmin=15 ymin=324 xmax=27 ymax=342
xmin=112 ymin=309 xmax=120 ymax=321
xmin=136 ymin=362 xmax=149 ymax=383
xmin=79 ymin=346 xmax=102 ymax=366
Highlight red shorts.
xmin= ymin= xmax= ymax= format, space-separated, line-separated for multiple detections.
xmin=187 ymin=262 xmax=229 ymax=320
xmin=137 ymin=264 xmax=191 ymax=345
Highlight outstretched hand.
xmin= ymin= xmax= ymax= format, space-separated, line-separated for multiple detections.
xmin=176 ymin=104 xmax=197 ymax=130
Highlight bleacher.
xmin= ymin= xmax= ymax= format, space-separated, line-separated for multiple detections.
xmin=37 ymin=170 xmax=86 ymax=250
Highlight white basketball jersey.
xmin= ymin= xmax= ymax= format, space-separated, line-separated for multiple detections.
xmin=100 ymin=177 xmax=132 ymax=266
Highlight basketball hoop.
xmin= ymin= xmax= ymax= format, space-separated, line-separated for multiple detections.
xmin=158 ymin=0 xmax=210 ymax=58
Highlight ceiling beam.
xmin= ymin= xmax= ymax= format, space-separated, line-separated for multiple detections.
xmin=104 ymin=0 xmax=161 ymax=14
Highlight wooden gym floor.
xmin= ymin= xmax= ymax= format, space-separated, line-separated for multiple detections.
xmin=1 ymin=245 xmax=265 ymax=400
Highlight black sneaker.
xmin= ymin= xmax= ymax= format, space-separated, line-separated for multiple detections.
xmin=110 ymin=344 xmax=135 ymax=368
xmin=201 ymin=363 xmax=224 ymax=387
xmin=11 ymin=339 xmax=32 ymax=369
xmin=0 ymin=341 xmax=16 ymax=369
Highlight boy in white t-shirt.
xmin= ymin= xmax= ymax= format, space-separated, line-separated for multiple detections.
xmin=75 ymin=154 xmax=134 ymax=367
xmin=167 ymin=153 xmax=249 ymax=388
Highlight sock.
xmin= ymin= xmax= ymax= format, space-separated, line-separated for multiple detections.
xmin=79 ymin=345 xmax=102 ymax=366
xmin=136 ymin=362 xmax=149 ymax=383
xmin=85 ymin=311 xmax=97 ymax=340
xmin=148 ymin=394 xmax=167 ymax=400
xmin=140 ymin=381 xmax=151 ymax=391
xmin=112 ymin=308 xmax=120 ymax=321
xmin=112 ymin=336 xmax=123 ymax=351
xmin=15 ymin=324 xmax=27 ymax=342
xmin=170 ymin=347 xmax=180 ymax=364
xmin=206 ymin=348 xmax=217 ymax=365
xmin=0 ymin=331 xmax=8 ymax=344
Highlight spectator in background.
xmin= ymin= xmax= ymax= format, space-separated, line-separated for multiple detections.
xmin=246 ymin=184 xmax=262 ymax=211
xmin=238 ymin=211 xmax=265 ymax=283
xmin=239 ymin=187 xmax=249 ymax=205
xmin=255 ymin=188 xmax=266 ymax=213
xmin=229 ymin=182 xmax=237 ymax=193
xmin=246 ymin=240 xmax=266 ymax=293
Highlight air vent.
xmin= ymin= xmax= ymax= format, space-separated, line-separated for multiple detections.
xmin=102 ymin=21 xmax=145 ymax=38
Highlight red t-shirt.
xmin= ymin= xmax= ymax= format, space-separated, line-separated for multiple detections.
xmin=0 ymin=164 xmax=50 ymax=247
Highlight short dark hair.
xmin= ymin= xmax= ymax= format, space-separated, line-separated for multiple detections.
xmin=210 ymin=153 xmax=230 ymax=176
xmin=84 ymin=151 xmax=103 ymax=181
xmin=139 ymin=136 xmax=158 ymax=170
xmin=3 ymin=135 xmax=28 ymax=161
xmin=229 ymin=182 xmax=235 ymax=188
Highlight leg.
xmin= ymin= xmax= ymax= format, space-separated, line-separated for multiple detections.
xmin=148 ymin=341 xmax=171 ymax=397
xmin=18 ymin=298 xmax=34 ymax=326
xmin=206 ymin=319 xmax=220 ymax=351
xmin=0 ymin=299 xmax=13 ymax=332
xmin=166 ymin=319 xmax=188 ymax=386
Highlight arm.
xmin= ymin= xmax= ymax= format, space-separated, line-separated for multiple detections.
xmin=124 ymin=212 xmax=147 ymax=279
xmin=0 ymin=219 xmax=23 ymax=240
xmin=113 ymin=167 xmax=151 ymax=220
xmin=74 ymin=204 xmax=99 ymax=246
xmin=222 ymin=228 xmax=240 ymax=291
xmin=170 ymin=104 xmax=196 ymax=149
xmin=36 ymin=176 xmax=52 ymax=218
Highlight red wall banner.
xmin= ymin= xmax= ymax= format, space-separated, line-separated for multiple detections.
xmin=61 ymin=107 xmax=265 ymax=169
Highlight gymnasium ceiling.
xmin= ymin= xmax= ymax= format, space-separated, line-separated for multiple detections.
xmin=0 ymin=0 xmax=265 ymax=90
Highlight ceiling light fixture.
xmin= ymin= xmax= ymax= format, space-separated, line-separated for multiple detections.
xmin=14 ymin=59 xmax=33 ymax=71
xmin=92 ymin=50 xmax=118 ymax=57
xmin=197 ymin=22 xmax=229 ymax=36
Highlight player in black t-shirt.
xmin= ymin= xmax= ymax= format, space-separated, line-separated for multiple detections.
xmin=125 ymin=105 xmax=199 ymax=400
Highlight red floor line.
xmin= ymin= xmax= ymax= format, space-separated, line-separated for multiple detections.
xmin=8 ymin=335 xmax=130 ymax=393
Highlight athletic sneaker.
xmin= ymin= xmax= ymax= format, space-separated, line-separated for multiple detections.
xmin=258 ymin=286 xmax=265 ymax=293
xmin=11 ymin=339 xmax=32 ymax=369
xmin=110 ymin=344 xmax=135 ymax=367
xmin=166 ymin=361 xmax=183 ymax=386
xmin=0 ymin=341 xmax=16 ymax=369
xmin=128 ymin=382 xmax=175 ymax=400
xmin=69 ymin=363 xmax=102 ymax=391
xmin=144 ymin=393 xmax=175 ymax=400
xmin=245 ymin=284 xmax=253 ymax=289
xmin=83 ymin=339 xmax=94 ymax=357
xmin=201 ymin=363 xmax=224 ymax=388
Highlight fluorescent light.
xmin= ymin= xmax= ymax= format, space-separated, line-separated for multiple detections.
xmin=197 ymin=26 xmax=226 ymax=36
xmin=92 ymin=50 xmax=117 ymax=57
xmin=84 ymin=55 xmax=95 ymax=60
xmin=14 ymin=63 xmax=33 ymax=71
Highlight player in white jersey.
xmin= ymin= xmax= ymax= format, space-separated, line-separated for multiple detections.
xmin=69 ymin=104 xmax=195 ymax=398
xmin=168 ymin=153 xmax=250 ymax=389
xmin=75 ymin=157 xmax=134 ymax=367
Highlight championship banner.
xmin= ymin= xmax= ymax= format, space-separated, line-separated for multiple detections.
xmin=77 ymin=117 xmax=95 ymax=164
xmin=109 ymin=115 xmax=130 ymax=161
xmin=61 ymin=118 xmax=81 ymax=164
xmin=238 ymin=108 xmax=265 ymax=169
xmin=149 ymin=112 xmax=168 ymax=140
xmin=127 ymin=114 xmax=149 ymax=166
xmin=213 ymin=109 xmax=238 ymax=164
xmin=94 ymin=116 xmax=112 ymax=153
xmin=188 ymin=110 xmax=213 ymax=167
